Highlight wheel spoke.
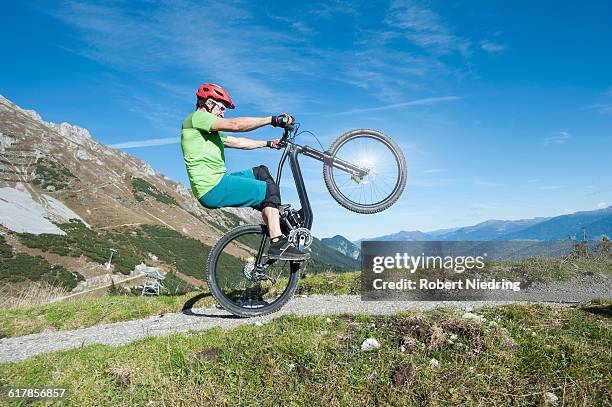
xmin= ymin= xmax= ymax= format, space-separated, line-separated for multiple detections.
xmin=209 ymin=227 xmax=299 ymax=316
xmin=326 ymin=131 xmax=406 ymax=211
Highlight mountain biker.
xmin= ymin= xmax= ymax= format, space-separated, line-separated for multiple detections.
xmin=181 ymin=83 xmax=309 ymax=261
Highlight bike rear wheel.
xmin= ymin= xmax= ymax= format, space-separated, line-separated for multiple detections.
xmin=323 ymin=129 xmax=407 ymax=214
xmin=206 ymin=224 xmax=300 ymax=317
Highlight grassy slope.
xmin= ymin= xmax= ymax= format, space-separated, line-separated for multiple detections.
xmin=0 ymin=273 xmax=360 ymax=338
xmin=0 ymin=293 xmax=214 ymax=338
xmin=0 ymin=302 xmax=609 ymax=406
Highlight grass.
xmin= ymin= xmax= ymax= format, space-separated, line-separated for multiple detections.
xmin=0 ymin=292 xmax=215 ymax=338
xmin=0 ymin=302 xmax=609 ymax=406
xmin=297 ymin=271 xmax=360 ymax=295
xmin=0 ymin=282 xmax=70 ymax=309
xmin=0 ymin=273 xmax=360 ymax=338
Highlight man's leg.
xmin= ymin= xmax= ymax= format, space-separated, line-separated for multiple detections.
xmin=262 ymin=207 xmax=282 ymax=238
xmin=252 ymin=165 xmax=309 ymax=261
xmin=252 ymin=165 xmax=283 ymax=238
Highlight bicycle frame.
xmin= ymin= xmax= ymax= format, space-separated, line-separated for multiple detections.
xmin=252 ymin=132 xmax=370 ymax=274
xmin=274 ymin=138 xmax=370 ymax=230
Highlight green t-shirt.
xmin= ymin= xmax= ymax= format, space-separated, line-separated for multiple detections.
xmin=181 ymin=110 xmax=227 ymax=199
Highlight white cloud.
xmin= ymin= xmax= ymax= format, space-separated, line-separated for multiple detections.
xmin=480 ymin=40 xmax=507 ymax=52
xmin=109 ymin=137 xmax=178 ymax=149
xmin=385 ymin=0 xmax=470 ymax=56
xmin=41 ymin=1 xmax=315 ymax=112
xmin=308 ymin=0 xmax=359 ymax=18
xmin=538 ymin=185 xmax=567 ymax=190
xmin=588 ymin=104 xmax=612 ymax=115
xmin=40 ymin=0 xmax=474 ymax=114
xmin=544 ymin=131 xmax=570 ymax=145
xmin=328 ymin=96 xmax=461 ymax=116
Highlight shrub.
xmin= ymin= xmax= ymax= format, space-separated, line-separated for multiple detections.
xmin=0 ymin=253 xmax=81 ymax=290
xmin=131 ymin=177 xmax=177 ymax=206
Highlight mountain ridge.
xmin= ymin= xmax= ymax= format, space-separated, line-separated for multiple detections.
xmin=323 ymin=208 xmax=612 ymax=257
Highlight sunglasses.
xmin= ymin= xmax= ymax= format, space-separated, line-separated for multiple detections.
xmin=209 ymin=99 xmax=227 ymax=112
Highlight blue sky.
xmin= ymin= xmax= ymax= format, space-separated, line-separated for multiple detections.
xmin=1 ymin=0 xmax=611 ymax=241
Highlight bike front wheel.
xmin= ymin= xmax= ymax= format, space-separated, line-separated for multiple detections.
xmin=206 ymin=224 xmax=301 ymax=317
xmin=323 ymin=129 xmax=407 ymax=214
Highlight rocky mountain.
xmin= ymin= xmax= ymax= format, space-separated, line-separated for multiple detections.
xmin=0 ymin=95 xmax=357 ymax=291
xmin=0 ymin=95 xmax=260 ymax=243
xmin=321 ymin=235 xmax=360 ymax=260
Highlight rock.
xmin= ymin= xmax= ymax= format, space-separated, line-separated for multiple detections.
xmin=544 ymin=391 xmax=559 ymax=406
xmin=361 ymin=337 xmax=381 ymax=351
xmin=428 ymin=358 xmax=440 ymax=368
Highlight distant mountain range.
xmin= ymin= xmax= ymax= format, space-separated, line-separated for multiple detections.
xmin=322 ymin=207 xmax=612 ymax=256
xmin=321 ymin=235 xmax=360 ymax=261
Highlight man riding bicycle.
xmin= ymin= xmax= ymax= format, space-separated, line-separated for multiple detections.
xmin=181 ymin=83 xmax=309 ymax=261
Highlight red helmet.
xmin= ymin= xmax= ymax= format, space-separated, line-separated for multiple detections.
xmin=196 ymin=83 xmax=235 ymax=109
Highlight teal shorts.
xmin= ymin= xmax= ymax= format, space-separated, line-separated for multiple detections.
xmin=198 ymin=168 xmax=267 ymax=209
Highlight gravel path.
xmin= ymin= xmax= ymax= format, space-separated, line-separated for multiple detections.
xmin=3 ymin=273 xmax=610 ymax=364
xmin=0 ymin=296 xmax=521 ymax=363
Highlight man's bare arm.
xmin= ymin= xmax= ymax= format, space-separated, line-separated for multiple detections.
xmin=223 ymin=135 xmax=268 ymax=150
xmin=211 ymin=116 xmax=272 ymax=132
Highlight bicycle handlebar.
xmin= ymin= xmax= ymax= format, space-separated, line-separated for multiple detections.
xmin=275 ymin=125 xmax=294 ymax=149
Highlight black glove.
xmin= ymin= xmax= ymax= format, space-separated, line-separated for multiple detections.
xmin=271 ymin=113 xmax=294 ymax=128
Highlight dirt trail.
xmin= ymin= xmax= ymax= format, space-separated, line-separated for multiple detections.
xmin=0 ymin=295 xmax=568 ymax=364
xmin=1 ymin=274 xmax=609 ymax=364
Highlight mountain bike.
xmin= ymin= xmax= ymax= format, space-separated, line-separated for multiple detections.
xmin=206 ymin=124 xmax=407 ymax=317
